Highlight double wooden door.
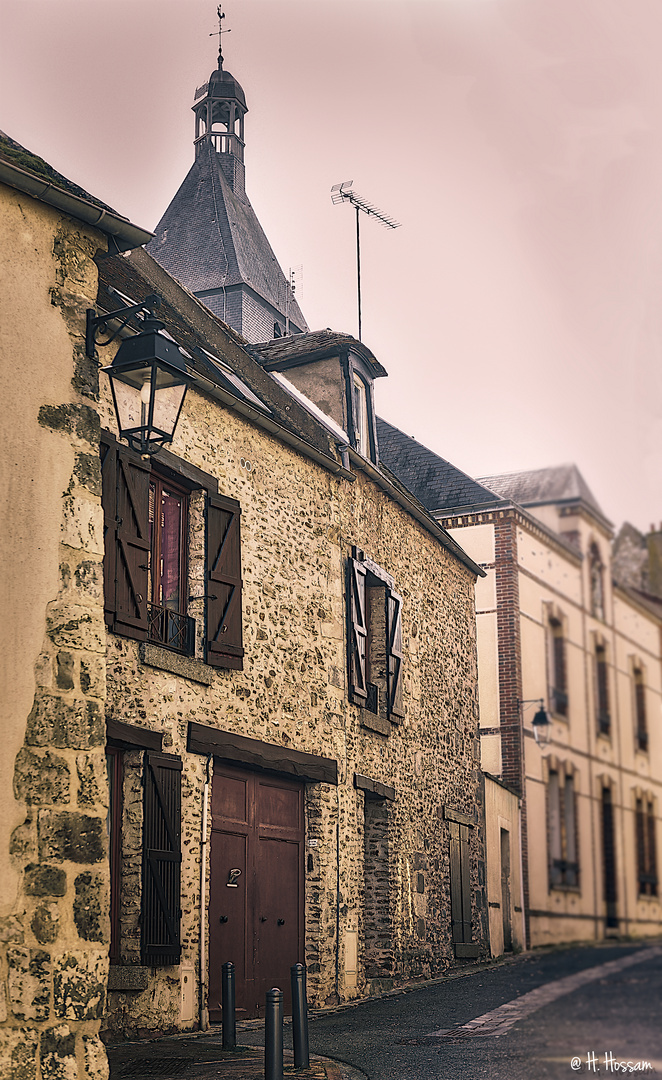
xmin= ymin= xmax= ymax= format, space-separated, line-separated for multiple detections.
xmin=208 ymin=764 xmax=304 ymax=1020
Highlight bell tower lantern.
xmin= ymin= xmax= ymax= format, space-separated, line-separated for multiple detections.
xmin=192 ymin=6 xmax=247 ymax=197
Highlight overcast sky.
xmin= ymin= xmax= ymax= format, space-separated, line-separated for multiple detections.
xmin=2 ymin=0 xmax=662 ymax=532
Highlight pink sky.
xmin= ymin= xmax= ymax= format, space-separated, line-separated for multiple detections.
xmin=2 ymin=0 xmax=661 ymax=531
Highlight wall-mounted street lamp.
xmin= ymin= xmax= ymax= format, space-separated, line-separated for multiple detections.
xmin=519 ymin=698 xmax=552 ymax=747
xmin=87 ymin=294 xmax=192 ymax=455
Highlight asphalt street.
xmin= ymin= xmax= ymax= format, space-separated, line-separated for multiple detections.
xmin=245 ymin=940 xmax=662 ymax=1080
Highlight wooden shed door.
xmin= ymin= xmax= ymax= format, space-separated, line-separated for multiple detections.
xmin=208 ymin=765 xmax=304 ymax=1020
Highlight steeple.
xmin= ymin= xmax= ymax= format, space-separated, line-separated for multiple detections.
xmin=192 ymin=5 xmax=247 ymax=197
xmin=146 ymin=7 xmax=308 ymax=343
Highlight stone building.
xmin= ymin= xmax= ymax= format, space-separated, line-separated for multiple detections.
xmin=1 ymin=131 xmax=489 ymax=1075
xmin=379 ymin=420 xmax=662 ymax=951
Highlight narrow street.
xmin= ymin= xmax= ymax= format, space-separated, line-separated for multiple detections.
xmin=299 ymin=941 xmax=662 ymax=1080
xmin=107 ymin=941 xmax=662 ymax=1079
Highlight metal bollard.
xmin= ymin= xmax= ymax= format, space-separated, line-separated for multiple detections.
xmin=291 ymin=963 xmax=310 ymax=1069
xmin=264 ymin=987 xmax=283 ymax=1080
xmin=221 ymin=961 xmax=236 ymax=1050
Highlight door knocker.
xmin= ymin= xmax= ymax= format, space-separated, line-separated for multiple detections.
xmin=226 ymin=868 xmax=242 ymax=888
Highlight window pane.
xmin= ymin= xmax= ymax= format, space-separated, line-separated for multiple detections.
xmin=160 ymin=490 xmax=182 ymax=611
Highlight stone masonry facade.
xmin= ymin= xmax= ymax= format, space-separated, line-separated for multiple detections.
xmin=1 ymin=183 xmax=111 ymax=1079
xmin=99 ymin=371 xmax=488 ymax=1035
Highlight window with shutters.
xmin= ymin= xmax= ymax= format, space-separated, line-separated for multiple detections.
xmin=547 ymin=768 xmax=579 ymax=889
xmin=636 ymin=796 xmax=658 ymax=897
xmin=142 ymin=752 xmax=182 ymax=966
xmin=548 ymin=616 xmax=568 ymax=718
xmin=634 ymin=667 xmax=648 ymax=753
xmin=347 ymin=547 xmax=404 ymax=724
xmin=595 ymin=643 xmax=611 ymax=736
xmin=101 ymin=432 xmax=243 ymax=668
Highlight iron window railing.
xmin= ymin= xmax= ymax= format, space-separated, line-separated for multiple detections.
xmin=148 ymin=603 xmax=195 ymax=655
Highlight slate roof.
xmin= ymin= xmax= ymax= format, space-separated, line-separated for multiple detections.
xmin=97 ymin=249 xmax=330 ymax=459
xmin=253 ymin=330 xmax=387 ymax=378
xmin=146 ymin=141 xmax=307 ymax=333
xmin=376 ymin=417 xmax=505 ymax=513
xmin=478 ymin=464 xmax=608 ymax=520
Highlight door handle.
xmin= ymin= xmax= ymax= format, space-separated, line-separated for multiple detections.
xmin=219 ymin=916 xmax=228 ymax=923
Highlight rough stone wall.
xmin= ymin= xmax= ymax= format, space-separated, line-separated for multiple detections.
xmin=0 ymin=184 xmax=109 ymax=1078
xmin=97 ymin=353 xmax=486 ymax=1035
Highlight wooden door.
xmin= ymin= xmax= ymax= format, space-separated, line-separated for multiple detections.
xmin=500 ymin=828 xmax=512 ymax=953
xmin=208 ymin=765 xmax=304 ymax=1020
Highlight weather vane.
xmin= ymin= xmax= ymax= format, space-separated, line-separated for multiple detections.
xmin=210 ymin=4 xmax=231 ymax=68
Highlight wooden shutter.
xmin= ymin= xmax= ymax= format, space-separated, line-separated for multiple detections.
xmin=347 ymin=557 xmax=367 ymax=705
xmin=450 ymin=821 xmax=477 ymax=956
xmin=100 ymin=433 xmax=118 ymax=627
xmin=386 ymin=589 xmax=405 ymax=720
xmin=206 ymin=493 xmax=243 ymax=669
xmin=114 ymin=446 xmax=150 ymax=639
xmin=141 ymin=752 xmax=182 ymax=966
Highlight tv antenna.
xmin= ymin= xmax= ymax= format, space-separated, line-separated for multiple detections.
xmin=331 ymin=181 xmax=401 ymax=341
xmin=210 ymin=4 xmax=231 ymax=67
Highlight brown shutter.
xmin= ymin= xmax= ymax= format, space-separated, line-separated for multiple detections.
xmin=449 ymin=820 xmax=477 ymax=955
xmin=459 ymin=823 xmax=472 ymax=944
xmin=100 ymin=433 xmax=118 ymax=627
xmin=387 ymin=589 xmax=405 ymax=720
xmin=348 ymin=557 xmax=367 ymax=705
xmin=206 ymin=493 xmax=243 ymax=669
xmin=113 ymin=446 xmax=150 ymax=639
xmin=449 ymin=821 xmax=463 ymax=943
xmin=141 ymin=751 xmax=182 ymax=966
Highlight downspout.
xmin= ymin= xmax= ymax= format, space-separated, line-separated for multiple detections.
xmin=518 ymin=799 xmax=527 ymax=950
xmin=199 ymin=754 xmax=213 ymax=1030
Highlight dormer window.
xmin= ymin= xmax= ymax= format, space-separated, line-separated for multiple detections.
xmin=353 ymin=372 xmax=370 ymax=457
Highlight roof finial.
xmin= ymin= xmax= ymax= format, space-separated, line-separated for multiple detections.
xmin=210 ymin=4 xmax=231 ymax=69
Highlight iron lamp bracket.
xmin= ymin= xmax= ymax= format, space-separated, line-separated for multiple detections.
xmin=86 ymin=292 xmax=162 ymax=360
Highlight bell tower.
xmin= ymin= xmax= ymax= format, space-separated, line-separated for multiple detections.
xmin=192 ymin=5 xmax=247 ymax=197
xmin=147 ymin=4 xmax=308 ymax=342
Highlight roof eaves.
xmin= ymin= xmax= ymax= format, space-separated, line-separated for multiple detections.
xmin=0 ymin=157 xmax=152 ymax=252
xmin=439 ymin=501 xmax=584 ymax=565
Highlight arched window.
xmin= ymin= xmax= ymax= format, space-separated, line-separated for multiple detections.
xmin=589 ymin=543 xmax=604 ymax=620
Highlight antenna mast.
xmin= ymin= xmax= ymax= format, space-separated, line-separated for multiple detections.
xmin=331 ymin=181 xmax=400 ymax=341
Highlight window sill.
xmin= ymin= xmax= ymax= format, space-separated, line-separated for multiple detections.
xmin=636 ymin=892 xmax=659 ymax=902
xmin=140 ymin=642 xmax=214 ymax=686
xmin=549 ymin=884 xmax=581 ymax=895
xmin=360 ymin=709 xmax=390 ymax=736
